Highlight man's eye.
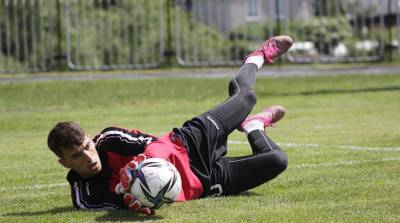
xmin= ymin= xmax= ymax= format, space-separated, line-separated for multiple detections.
xmin=72 ymin=153 xmax=81 ymax=159
xmin=85 ymin=141 xmax=92 ymax=150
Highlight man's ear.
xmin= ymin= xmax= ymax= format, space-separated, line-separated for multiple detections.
xmin=58 ymin=158 xmax=71 ymax=169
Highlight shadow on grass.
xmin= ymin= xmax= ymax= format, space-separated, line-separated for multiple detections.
xmin=95 ymin=210 xmax=162 ymax=222
xmin=236 ymin=191 xmax=259 ymax=197
xmin=2 ymin=206 xmax=162 ymax=221
xmin=259 ymin=86 xmax=400 ymax=97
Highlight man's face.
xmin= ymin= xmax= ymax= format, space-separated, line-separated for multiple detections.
xmin=58 ymin=135 xmax=102 ymax=177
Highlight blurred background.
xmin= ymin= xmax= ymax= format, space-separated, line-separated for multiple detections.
xmin=1 ymin=2 xmax=400 ymax=222
xmin=0 ymin=0 xmax=399 ymax=73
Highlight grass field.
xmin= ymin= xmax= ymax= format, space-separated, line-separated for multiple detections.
xmin=1 ymin=72 xmax=400 ymax=222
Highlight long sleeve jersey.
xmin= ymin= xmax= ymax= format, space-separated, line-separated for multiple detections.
xmin=67 ymin=127 xmax=156 ymax=210
xmin=66 ymin=127 xmax=203 ymax=210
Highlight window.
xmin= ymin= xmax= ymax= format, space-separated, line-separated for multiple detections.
xmin=276 ymin=0 xmax=286 ymax=20
xmin=246 ymin=0 xmax=261 ymax=21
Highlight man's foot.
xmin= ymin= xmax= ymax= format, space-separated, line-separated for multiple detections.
xmin=245 ymin=36 xmax=293 ymax=64
xmin=239 ymin=106 xmax=286 ymax=132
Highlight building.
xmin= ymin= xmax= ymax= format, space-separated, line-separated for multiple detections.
xmin=185 ymin=0 xmax=313 ymax=32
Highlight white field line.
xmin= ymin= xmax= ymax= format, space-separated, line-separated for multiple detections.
xmin=1 ymin=141 xmax=400 ymax=193
xmin=2 ymin=157 xmax=399 ymax=193
xmin=290 ymin=157 xmax=400 ymax=169
xmin=228 ymin=140 xmax=400 ymax=152
xmin=3 ymin=191 xmax=63 ymax=200
xmin=0 ymin=182 xmax=68 ymax=193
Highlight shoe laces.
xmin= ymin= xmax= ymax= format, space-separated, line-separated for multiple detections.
xmin=259 ymin=109 xmax=282 ymax=127
xmin=258 ymin=112 xmax=274 ymax=127
xmin=263 ymin=40 xmax=280 ymax=64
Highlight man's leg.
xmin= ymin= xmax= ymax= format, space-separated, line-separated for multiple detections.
xmin=208 ymin=106 xmax=288 ymax=196
xmin=207 ymin=36 xmax=293 ymax=136
xmin=206 ymin=63 xmax=258 ymax=136
xmin=228 ymin=106 xmax=288 ymax=194
xmin=176 ymin=36 xmax=293 ymax=196
xmin=178 ymin=36 xmax=293 ymax=165
xmin=226 ymin=132 xmax=288 ymax=195
xmin=175 ymin=63 xmax=258 ymax=194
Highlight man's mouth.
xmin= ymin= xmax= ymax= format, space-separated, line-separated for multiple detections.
xmin=89 ymin=162 xmax=99 ymax=171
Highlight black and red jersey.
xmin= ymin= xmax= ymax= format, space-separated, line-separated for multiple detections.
xmin=66 ymin=127 xmax=156 ymax=210
xmin=67 ymin=126 xmax=206 ymax=210
xmin=144 ymin=133 xmax=203 ymax=201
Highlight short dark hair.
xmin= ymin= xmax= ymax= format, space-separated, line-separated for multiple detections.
xmin=47 ymin=122 xmax=86 ymax=157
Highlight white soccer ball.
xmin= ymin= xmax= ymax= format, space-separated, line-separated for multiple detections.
xmin=130 ymin=158 xmax=182 ymax=209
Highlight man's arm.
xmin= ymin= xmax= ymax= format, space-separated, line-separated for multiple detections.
xmin=70 ymin=178 xmax=125 ymax=210
xmin=93 ymin=127 xmax=157 ymax=156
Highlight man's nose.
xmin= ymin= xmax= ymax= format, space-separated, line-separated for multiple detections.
xmin=83 ymin=151 xmax=94 ymax=163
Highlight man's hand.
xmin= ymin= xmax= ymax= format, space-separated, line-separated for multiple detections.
xmin=123 ymin=193 xmax=155 ymax=215
xmin=115 ymin=154 xmax=155 ymax=215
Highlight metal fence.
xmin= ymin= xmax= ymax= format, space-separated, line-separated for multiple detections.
xmin=0 ymin=0 xmax=57 ymax=72
xmin=284 ymin=0 xmax=386 ymax=63
xmin=0 ymin=0 xmax=399 ymax=72
xmin=174 ymin=0 xmax=395 ymax=66
xmin=174 ymin=0 xmax=242 ymax=66
xmin=64 ymin=0 xmax=164 ymax=70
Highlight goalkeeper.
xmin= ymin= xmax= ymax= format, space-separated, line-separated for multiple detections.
xmin=47 ymin=35 xmax=292 ymax=215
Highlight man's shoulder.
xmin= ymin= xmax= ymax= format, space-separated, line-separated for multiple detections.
xmin=66 ymin=169 xmax=82 ymax=183
xmin=100 ymin=126 xmax=127 ymax=133
xmin=66 ymin=169 xmax=109 ymax=183
xmin=93 ymin=127 xmax=128 ymax=142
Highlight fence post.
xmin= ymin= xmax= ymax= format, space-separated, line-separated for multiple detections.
xmin=54 ymin=0 xmax=66 ymax=70
xmin=275 ymin=0 xmax=282 ymax=65
xmin=275 ymin=0 xmax=281 ymax=36
xmin=387 ymin=0 xmax=393 ymax=62
xmin=164 ymin=0 xmax=175 ymax=67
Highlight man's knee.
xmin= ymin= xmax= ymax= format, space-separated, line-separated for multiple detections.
xmin=236 ymin=90 xmax=257 ymax=110
xmin=244 ymin=90 xmax=257 ymax=105
xmin=272 ymin=150 xmax=288 ymax=173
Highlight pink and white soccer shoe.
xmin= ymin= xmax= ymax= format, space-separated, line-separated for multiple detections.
xmin=245 ymin=35 xmax=293 ymax=64
xmin=239 ymin=106 xmax=286 ymax=131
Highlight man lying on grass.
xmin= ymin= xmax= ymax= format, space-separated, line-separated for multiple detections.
xmin=47 ymin=35 xmax=292 ymax=215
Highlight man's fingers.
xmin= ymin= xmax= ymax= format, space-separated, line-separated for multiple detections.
xmin=126 ymin=161 xmax=139 ymax=170
xmin=136 ymin=208 xmax=155 ymax=216
xmin=126 ymin=199 xmax=155 ymax=215
xmin=123 ymin=192 xmax=154 ymax=216
xmin=115 ymin=183 xmax=126 ymax=195
xmin=119 ymin=167 xmax=133 ymax=189
xmin=123 ymin=193 xmax=134 ymax=206
xmin=129 ymin=200 xmax=141 ymax=210
xmin=135 ymin=154 xmax=146 ymax=163
xmin=148 ymin=209 xmax=155 ymax=215
xmin=125 ymin=195 xmax=142 ymax=210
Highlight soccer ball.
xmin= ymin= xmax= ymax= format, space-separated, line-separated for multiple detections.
xmin=130 ymin=158 xmax=182 ymax=209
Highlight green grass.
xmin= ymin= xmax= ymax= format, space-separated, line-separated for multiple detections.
xmin=1 ymin=72 xmax=400 ymax=222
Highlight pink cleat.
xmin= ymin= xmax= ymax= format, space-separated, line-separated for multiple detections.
xmin=239 ymin=106 xmax=286 ymax=132
xmin=245 ymin=35 xmax=293 ymax=64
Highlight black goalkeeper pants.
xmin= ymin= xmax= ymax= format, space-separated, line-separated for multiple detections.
xmin=173 ymin=63 xmax=288 ymax=196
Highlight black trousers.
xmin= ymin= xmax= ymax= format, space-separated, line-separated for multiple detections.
xmin=173 ymin=63 xmax=288 ymax=196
